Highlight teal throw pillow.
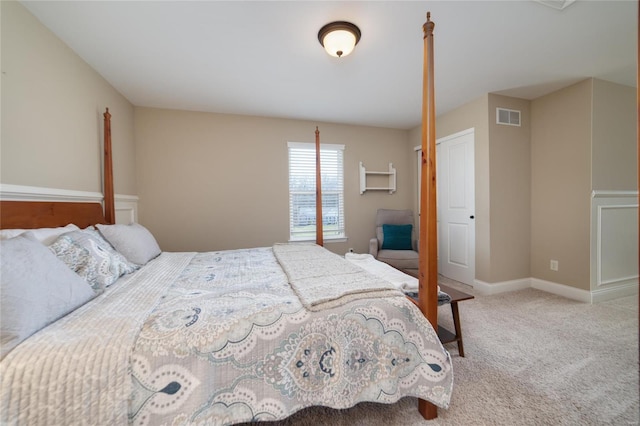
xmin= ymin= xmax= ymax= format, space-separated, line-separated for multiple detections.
xmin=381 ymin=224 xmax=413 ymax=250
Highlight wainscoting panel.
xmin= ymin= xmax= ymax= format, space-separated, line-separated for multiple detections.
xmin=114 ymin=194 xmax=138 ymax=224
xmin=591 ymin=190 xmax=638 ymax=296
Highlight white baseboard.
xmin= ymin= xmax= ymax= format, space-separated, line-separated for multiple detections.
xmin=590 ymin=280 xmax=639 ymax=303
xmin=473 ymin=276 xmax=638 ymax=303
xmin=530 ymin=278 xmax=592 ymax=303
xmin=473 ymin=278 xmax=531 ymax=296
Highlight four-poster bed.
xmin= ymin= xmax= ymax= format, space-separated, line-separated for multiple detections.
xmin=418 ymin=12 xmax=439 ymax=419
xmin=0 ymin=12 xmax=447 ymax=425
xmin=315 ymin=126 xmax=323 ymax=247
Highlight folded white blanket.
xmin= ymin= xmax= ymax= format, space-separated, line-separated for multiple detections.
xmin=344 ymin=253 xmax=444 ymax=295
xmin=344 ymin=252 xmax=420 ymax=291
xmin=273 ymin=244 xmax=400 ymax=311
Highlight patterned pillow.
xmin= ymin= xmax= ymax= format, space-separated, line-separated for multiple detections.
xmin=48 ymin=229 xmax=139 ymax=292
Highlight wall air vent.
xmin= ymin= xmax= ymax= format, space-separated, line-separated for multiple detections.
xmin=496 ymin=107 xmax=521 ymax=127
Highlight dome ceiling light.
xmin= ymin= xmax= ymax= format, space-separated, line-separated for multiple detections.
xmin=317 ymin=21 xmax=361 ymax=58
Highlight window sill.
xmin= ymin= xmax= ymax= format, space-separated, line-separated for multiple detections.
xmin=288 ymin=237 xmax=348 ymax=244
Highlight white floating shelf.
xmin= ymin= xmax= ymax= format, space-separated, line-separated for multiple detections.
xmin=359 ymin=162 xmax=396 ymax=194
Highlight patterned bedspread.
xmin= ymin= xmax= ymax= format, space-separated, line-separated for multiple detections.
xmin=1 ymin=246 xmax=453 ymax=426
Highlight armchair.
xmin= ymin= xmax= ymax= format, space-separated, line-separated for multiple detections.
xmin=369 ymin=209 xmax=419 ymax=275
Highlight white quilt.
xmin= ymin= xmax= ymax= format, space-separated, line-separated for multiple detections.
xmin=1 ymin=247 xmax=453 ymax=426
xmin=0 ymin=253 xmax=195 ymax=425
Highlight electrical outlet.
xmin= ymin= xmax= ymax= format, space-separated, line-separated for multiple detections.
xmin=550 ymin=260 xmax=559 ymax=271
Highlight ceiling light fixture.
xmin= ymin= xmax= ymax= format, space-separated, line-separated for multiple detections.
xmin=318 ymin=21 xmax=361 ymax=58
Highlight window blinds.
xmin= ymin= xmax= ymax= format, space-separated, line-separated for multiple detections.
xmin=288 ymin=142 xmax=345 ymax=241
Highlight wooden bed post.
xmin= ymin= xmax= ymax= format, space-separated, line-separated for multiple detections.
xmin=418 ymin=12 xmax=439 ymax=420
xmin=315 ymin=126 xmax=324 ymax=246
xmin=103 ymin=108 xmax=115 ymax=224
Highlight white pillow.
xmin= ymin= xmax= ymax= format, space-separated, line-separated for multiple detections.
xmin=0 ymin=235 xmax=96 ymax=360
xmin=0 ymin=223 xmax=80 ymax=245
xmin=96 ymin=223 xmax=161 ymax=265
xmin=0 ymin=229 xmax=24 ymax=240
xmin=48 ymin=230 xmax=139 ymax=292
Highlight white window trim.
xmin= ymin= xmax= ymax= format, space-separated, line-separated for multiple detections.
xmin=287 ymin=142 xmax=345 ymax=151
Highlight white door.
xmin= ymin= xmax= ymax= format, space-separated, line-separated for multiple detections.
xmin=436 ymin=129 xmax=475 ymax=285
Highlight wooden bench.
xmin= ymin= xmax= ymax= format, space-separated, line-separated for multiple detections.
xmin=408 ymin=283 xmax=474 ymax=357
xmin=436 ymin=284 xmax=474 ymax=357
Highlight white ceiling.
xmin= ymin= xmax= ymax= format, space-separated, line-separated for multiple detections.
xmin=22 ymin=0 xmax=637 ymax=130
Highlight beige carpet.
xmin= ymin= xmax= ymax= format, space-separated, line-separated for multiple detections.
xmin=243 ymin=283 xmax=639 ymax=425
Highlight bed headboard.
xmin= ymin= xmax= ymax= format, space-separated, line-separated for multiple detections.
xmin=0 ymin=201 xmax=106 ymax=230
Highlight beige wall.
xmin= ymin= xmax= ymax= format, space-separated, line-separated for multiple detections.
xmin=412 ymin=77 xmax=635 ymax=294
xmin=531 ymin=80 xmax=592 ymax=290
xmin=419 ymin=95 xmax=494 ymax=281
xmin=531 ymin=78 xmax=636 ymax=291
xmin=425 ymin=79 xmax=635 ymax=292
xmin=412 ymin=94 xmax=532 ymax=283
xmin=1 ymin=1 xmax=136 ymax=195
xmin=487 ymin=94 xmax=531 ymax=282
xmin=592 ymin=79 xmax=637 ymax=190
xmin=134 ymin=107 xmax=414 ymax=254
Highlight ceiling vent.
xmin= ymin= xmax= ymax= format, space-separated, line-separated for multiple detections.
xmin=496 ymin=107 xmax=521 ymax=127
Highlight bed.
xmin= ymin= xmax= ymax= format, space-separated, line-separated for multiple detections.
xmin=0 ymin=11 xmax=445 ymax=426
xmin=0 ymin=228 xmax=453 ymax=425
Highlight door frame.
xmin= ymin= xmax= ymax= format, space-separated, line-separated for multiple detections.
xmin=415 ymin=127 xmax=476 ymax=284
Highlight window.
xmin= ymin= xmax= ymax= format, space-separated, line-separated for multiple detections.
xmin=288 ymin=142 xmax=345 ymax=241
